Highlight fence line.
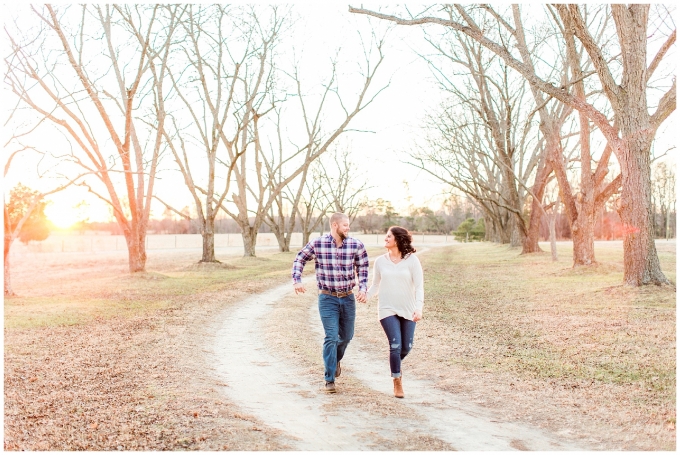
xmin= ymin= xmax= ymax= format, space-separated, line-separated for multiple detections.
xmin=12 ymin=233 xmax=453 ymax=254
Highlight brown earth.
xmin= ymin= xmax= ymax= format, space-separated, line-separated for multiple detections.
xmin=4 ymin=248 xmax=296 ymax=450
xmin=4 ymin=241 xmax=676 ymax=450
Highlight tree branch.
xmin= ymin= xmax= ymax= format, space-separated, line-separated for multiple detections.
xmin=349 ymin=5 xmax=619 ymax=143
xmin=595 ymin=173 xmax=622 ymax=208
xmin=650 ymin=78 xmax=676 ymax=132
xmin=647 ymin=29 xmax=675 ymax=83
xmin=153 ymin=195 xmax=192 ymax=220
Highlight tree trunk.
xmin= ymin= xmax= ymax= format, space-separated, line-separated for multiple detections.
xmin=269 ymin=217 xmax=293 ymax=253
xmin=200 ymin=217 xmax=217 ymax=262
xmin=571 ymin=102 xmax=597 ymax=266
xmin=618 ymin=139 xmax=668 ymax=285
xmin=276 ymin=239 xmax=290 ymax=252
xmin=498 ymin=211 xmax=511 ymax=244
xmin=4 ymin=234 xmax=14 ymax=296
xmin=488 ymin=215 xmax=502 ymax=243
xmin=499 ymin=160 xmax=526 ymax=248
xmin=509 ymin=215 xmax=522 ymax=247
xmin=272 ymin=228 xmax=292 ymax=252
xmin=572 ymin=203 xmax=596 ymax=265
xmin=549 ymin=144 xmax=597 ymax=266
xmin=611 ymin=4 xmax=669 ymax=285
xmin=126 ymin=231 xmax=146 ymax=273
xmin=242 ymin=227 xmax=258 ymax=257
xmin=549 ymin=212 xmax=558 ymax=261
xmin=522 ymin=160 xmax=551 ymax=254
xmin=483 ymin=215 xmax=493 ymax=242
xmin=522 ymin=209 xmax=544 ymax=253
xmin=301 ymin=231 xmax=312 ymax=247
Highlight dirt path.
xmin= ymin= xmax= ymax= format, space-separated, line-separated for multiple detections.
xmin=208 ymin=278 xmax=588 ymax=451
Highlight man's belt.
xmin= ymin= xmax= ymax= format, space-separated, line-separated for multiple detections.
xmin=319 ymin=289 xmax=354 ymax=298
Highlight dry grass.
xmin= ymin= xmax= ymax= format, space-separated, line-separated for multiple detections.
xmin=353 ymin=241 xmax=675 ymax=450
xmin=263 ymin=241 xmax=676 ymax=450
xmin=5 ymin=241 xmax=676 ymax=450
xmin=4 ymin=248 xmax=298 ymax=451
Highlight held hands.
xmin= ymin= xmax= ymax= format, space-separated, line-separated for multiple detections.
xmin=294 ymin=283 xmax=367 ymax=302
xmin=412 ymin=309 xmax=423 ymax=322
xmin=293 ymin=282 xmax=306 ymax=295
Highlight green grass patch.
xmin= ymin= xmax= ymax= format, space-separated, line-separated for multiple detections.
xmin=420 ymin=242 xmax=676 ymax=393
xmin=4 ymin=251 xmax=298 ymax=329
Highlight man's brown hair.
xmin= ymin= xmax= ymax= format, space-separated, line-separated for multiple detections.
xmin=329 ymin=212 xmax=349 ymax=227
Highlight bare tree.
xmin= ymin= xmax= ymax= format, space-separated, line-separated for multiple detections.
xmin=5 ymin=5 xmax=181 ymax=273
xmin=307 ymin=146 xmax=373 ymax=240
xmin=286 ymin=144 xmax=370 ymax=246
xmin=652 ymin=161 xmax=676 ymax=240
xmin=233 ymin=36 xmax=386 ymax=255
xmin=413 ymin=105 xmax=536 ymax=244
xmin=415 ymin=32 xmax=550 ymax=247
xmin=541 ymin=180 xmax=563 ymax=262
xmin=317 ymin=145 xmax=370 ymax=224
xmin=157 ymin=5 xmax=282 ymax=262
xmin=293 ymin=161 xmax=333 ymax=246
xmin=350 ymin=4 xmax=675 ymax=285
xmin=413 ymin=5 xmax=619 ymax=259
xmin=547 ymin=5 xmax=622 ymax=265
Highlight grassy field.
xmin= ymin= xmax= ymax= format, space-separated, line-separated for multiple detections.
xmin=4 ymin=249 xmax=299 ymax=450
xmin=5 ymin=248 xmax=299 ymax=329
xmin=264 ymin=240 xmax=675 ymax=450
xmin=374 ymin=241 xmax=675 ymax=450
xmin=4 ymin=240 xmax=676 ymax=450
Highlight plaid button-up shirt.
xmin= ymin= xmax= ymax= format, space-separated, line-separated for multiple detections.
xmin=292 ymin=234 xmax=369 ymax=292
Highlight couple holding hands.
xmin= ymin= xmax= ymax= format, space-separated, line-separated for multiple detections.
xmin=292 ymin=212 xmax=424 ymax=398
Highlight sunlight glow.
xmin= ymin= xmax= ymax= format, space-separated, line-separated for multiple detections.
xmin=44 ymin=204 xmax=76 ymax=229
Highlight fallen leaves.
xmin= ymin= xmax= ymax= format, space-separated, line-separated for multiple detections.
xmin=4 ymin=249 xmax=296 ymax=451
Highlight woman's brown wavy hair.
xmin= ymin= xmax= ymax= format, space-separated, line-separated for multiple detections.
xmin=388 ymin=226 xmax=416 ymax=258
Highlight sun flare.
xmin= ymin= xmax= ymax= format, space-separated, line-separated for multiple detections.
xmin=44 ymin=204 xmax=76 ymax=229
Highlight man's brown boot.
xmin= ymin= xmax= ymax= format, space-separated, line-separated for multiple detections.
xmin=324 ymin=381 xmax=337 ymax=393
xmin=393 ymin=377 xmax=404 ymax=398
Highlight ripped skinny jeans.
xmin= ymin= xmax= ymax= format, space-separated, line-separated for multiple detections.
xmin=379 ymin=315 xmax=416 ymax=378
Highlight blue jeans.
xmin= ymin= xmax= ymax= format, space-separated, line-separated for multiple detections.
xmin=318 ymin=293 xmax=356 ymax=383
xmin=379 ymin=315 xmax=416 ymax=378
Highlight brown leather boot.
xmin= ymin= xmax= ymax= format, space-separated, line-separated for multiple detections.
xmin=393 ymin=377 xmax=404 ymax=398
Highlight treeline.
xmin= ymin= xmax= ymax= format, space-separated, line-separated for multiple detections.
xmin=350 ymin=5 xmax=676 ymax=285
xmin=70 ymin=186 xmax=678 ymax=242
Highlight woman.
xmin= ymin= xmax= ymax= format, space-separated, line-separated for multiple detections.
xmin=367 ymin=226 xmax=423 ymax=398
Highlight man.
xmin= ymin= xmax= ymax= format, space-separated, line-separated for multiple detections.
xmin=292 ymin=212 xmax=368 ymax=393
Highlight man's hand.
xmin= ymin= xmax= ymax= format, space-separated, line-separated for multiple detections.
xmin=294 ymin=282 xmax=306 ymax=295
xmin=356 ymin=290 xmax=367 ymax=303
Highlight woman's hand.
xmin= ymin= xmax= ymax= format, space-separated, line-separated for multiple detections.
xmin=412 ymin=309 xmax=423 ymax=322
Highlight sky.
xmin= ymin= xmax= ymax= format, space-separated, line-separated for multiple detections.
xmin=2 ymin=3 xmax=677 ymax=229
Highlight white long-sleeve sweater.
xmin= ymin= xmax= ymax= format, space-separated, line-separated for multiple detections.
xmin=366 ymin=253 xmax=424 ymax=321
